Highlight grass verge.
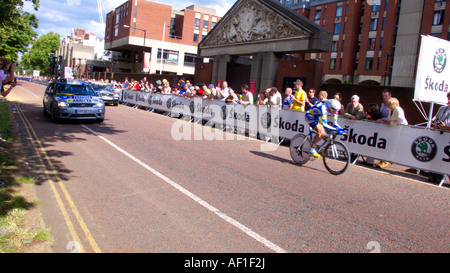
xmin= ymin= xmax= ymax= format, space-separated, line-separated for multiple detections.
xmin=0 ymin=99 xmax=53 ymax=253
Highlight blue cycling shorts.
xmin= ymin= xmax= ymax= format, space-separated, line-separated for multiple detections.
xmin=305 ymin=113 xmax=319 ymax=128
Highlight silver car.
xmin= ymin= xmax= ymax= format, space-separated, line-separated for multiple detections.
xmin=90 ymin=82 xmax=120 ymax=106
xmin=43 ymin=79 xmax=105 ymax=122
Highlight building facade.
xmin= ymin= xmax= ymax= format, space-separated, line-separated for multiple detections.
xmin=274 ymin=0 xmax=450 ymax=87
xmin=104 ymin=0 xmax=221 ymax=76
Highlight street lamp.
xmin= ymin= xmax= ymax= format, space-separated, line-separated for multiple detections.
xmin=123 ymin=25 xmax=146 ymax=73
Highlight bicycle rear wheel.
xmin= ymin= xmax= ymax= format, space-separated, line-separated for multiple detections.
xmin=289 ymin=134 xmax=312 ymax=165
xmin=322 ymin=141 xmax=350 ymax=175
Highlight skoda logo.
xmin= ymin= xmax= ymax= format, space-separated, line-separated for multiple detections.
xmin=260 ymin=112 xmax=271 ymax=129
xmin=221 ymin=106 xmax=227 ymax=120
xmin=147 ymin=95 xmax=152 ymax=105
xmin=433 ymin=48 xmax=447 ymax=73
xmin=411 ymin=136 xmax=437 ymax=162
xmin=166 ymin=98 xmax=172 ymax=109
xmin=189 ymin=101 xmax=195 ymax=114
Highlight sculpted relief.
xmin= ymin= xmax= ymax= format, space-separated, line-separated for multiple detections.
xmin=205 ymin=0 xmax=310 ymax=46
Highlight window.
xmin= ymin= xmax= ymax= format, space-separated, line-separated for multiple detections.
xmin=314 ymin=9 xmax=321 ymax=20
xmin=365 ymin=58 xmax=374 ymax=70
xmin=367 ymin=38 xmax=376 ymax=50
xmin=369 ymin=18 xmax=378 ymax=31
xmin=332 ymin=41 xmax=338 ymax=52
xmin=203 ymin=20 xmax=209 ymax=29
xmin=194 ymin=18 xmax=201 ymax=27
xmin=193 ymin=33 xmax=199 ymax=43
xmin=336 ymin=6 xmax=343 ymax=17
xmin=334 ymin=23 xmax=341 ymax=34
xmin=330 ymin=58 xmax=337 ymax=70
xmin=433 ymin=10 xmax=445 ymax=26
xmin=372 ymin=3 xmax=381 ymax=12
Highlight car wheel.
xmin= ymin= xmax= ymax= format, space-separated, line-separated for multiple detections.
xmin=50 ymin=106 xmax=59 ymax=123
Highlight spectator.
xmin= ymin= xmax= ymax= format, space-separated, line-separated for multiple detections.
xmin=122 ymin=77 xmax=130 ymax=89
xmin=377 ymin=97 xmax=408 ymax=126
xmin=292 ymin=79 xmax=307 ymax=111
xmin=283 ymin=87 xmax=293 ymax=110
xmin=154 ymin=80 xmax=163 ymax=93
xmin=363 ymin=103 xmax=382 ymax=166
xmin=256 ymin=89 xmax=269 ymax=105
xmin=365 ymin=103 xmax=382 ymax=121
xmin=305 ymin=88 xmax=319 ymax=110
xmin=0 ymin=58 xmax=17 ymax=97
xmin=428 ymin=92 xmax=450 ymax=182
xmin=333 ymin=92 xmax=345 ymax=115
xmin=432 ymin=92 xmax=450 ymax=130
xmin=162 ymin=79 xmax=171 ymax=94
xmin=209 ymin=84 xmax=218 ymax=99
xmin=318 ymin=90 xmax=328 ymax=102
xmin=268 ymin=87 xmax=282 ymax=107
xmin=240 ymin=84 xmax=254 ymax=105
xmin=201 ymin=84 xmax=212 ymax=99
xmin=379 ymin=89 xmax=392 ymax=121
xmin=375 ymin=97 xmax=408 ymax=168
xmin=217 ymin=81 xmax=230 ymax=101
xmin=344 ymin=95 xmax=365 ymax=120
xmin=225 ymin=89 xmax=238 ymax=104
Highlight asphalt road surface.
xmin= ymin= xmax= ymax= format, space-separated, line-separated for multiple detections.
xmin=6 ymin=80 xmax=449 ymax=254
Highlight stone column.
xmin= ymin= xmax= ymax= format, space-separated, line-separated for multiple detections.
xmin=250 ymin=52 xmax=280 ymax=94
xmin=212 ymin=55 xmax=230 ymax=85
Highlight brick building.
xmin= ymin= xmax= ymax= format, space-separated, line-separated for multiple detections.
xmin=275 ymin=0 xmax=450 ymax=88
xmin=104 ymin=0 xmax=221 ymax=76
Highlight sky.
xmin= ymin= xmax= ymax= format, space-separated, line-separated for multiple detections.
xmin=23 ymin=0 xmax=237 ymax=39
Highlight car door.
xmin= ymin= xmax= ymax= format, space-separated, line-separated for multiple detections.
xmin=43 ymin=83 xmax=55 ymax=111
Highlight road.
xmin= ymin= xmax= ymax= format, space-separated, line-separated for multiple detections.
xmin=6 ymin=80 xmax=449 ymax=254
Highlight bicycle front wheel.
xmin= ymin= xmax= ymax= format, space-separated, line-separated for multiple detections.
xmin=289 ymin=134 xmax=312 ymax=165
xmin=322 ymin=141 xmax=350 ymax=175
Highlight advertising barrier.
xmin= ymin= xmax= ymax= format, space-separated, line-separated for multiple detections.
xmin=121 ymin=90 xmax=450 ymax=177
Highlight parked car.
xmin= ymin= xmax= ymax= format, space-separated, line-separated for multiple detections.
xmin=43 ymin=78 xmax=105 ymax=122
xmin=90 ymin=82 xmax=120 ymax=106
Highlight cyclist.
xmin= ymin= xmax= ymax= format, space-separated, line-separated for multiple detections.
xmin=305 ymin=99 xmax=345 ymax=157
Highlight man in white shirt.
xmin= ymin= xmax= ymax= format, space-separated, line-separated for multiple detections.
xmin=218 ymin=81 xmax=230 ymax=101
xmin=268 ymin=87 xmax=282 ymax=107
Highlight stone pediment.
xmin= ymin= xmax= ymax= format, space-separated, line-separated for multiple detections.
xmin=203 ymin=0 xmax=310 ymax=46
xmin=199 ymin=0 xmax=331 ymax=56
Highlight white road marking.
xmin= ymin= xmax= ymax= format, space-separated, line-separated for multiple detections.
xmin=81 ymin=124 xmax=288 ymax=253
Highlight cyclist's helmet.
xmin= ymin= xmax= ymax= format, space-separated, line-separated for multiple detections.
xmin=325 ymin=99 xmax=341 ymax=111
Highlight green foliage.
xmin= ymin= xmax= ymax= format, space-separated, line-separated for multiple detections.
xmin=21 ymin=32 xmax=61 ymax=74
xmin=0 ymin=0 xmax=40 ymax=60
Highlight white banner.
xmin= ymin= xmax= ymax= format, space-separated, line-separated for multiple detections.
xmin=121 ymin=91 xmax=450 ymax=175
xmin=415 ymin=35 xmax=450 ymax=105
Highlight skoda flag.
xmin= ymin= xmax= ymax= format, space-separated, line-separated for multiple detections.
xmin=415 ymin=35 xmax=450 ymax=105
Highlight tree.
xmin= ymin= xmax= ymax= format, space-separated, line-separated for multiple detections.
xmin=0 ymin=0 xmax=39 ymax=26
xmin=0 ymin=0 xmax=40 ymax=60
xmin=21 ymin=32 xmax=61 ymax=74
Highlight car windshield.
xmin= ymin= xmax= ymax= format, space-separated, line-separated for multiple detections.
xmin=56 ymin=84 xmax=96 ymax=96
xmin=91 ymin=84 xmax=114 ymax=92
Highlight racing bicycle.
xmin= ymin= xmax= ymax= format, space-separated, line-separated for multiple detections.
xmin=289 ymin=128 xmax=350 ymax=175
